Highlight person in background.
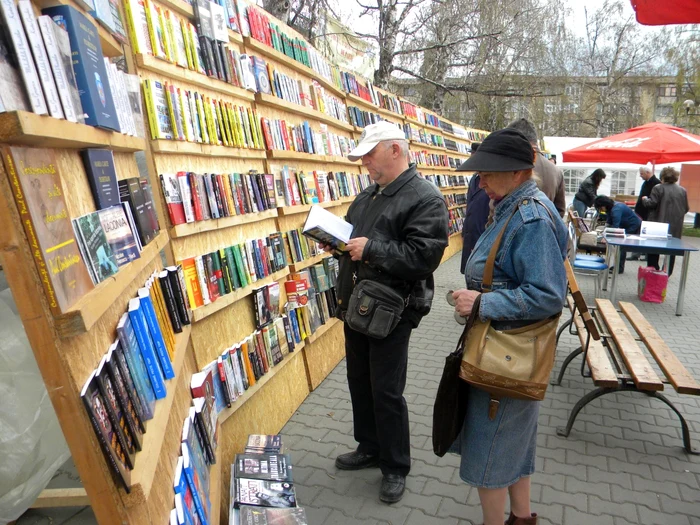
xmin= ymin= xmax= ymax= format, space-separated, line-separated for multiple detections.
xmin=642 ymin=166 xmax=689 ymax=276
xmin=460 ymin=142 xmax=490 ymax=274
xmin=550 ymin=155 xmax=557 ymax=165
xmin=506 ymin=119 xmax=566 ymax=217
xmin=627 ymin=166 xmax=661 ymax=260
xmin=572 ymin=169 xmax=606 ymax=218
xmin=594 ymin=196 xmax=641 ymax=274
xmin=451 ymin=129 xmax=568 ymax=525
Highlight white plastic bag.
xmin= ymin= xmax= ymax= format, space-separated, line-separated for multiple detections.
xmin=0 ymin=288 xmax=70 ymax=524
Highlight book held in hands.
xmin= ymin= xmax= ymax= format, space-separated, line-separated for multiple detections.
xmin=302 ymin=205 xmax=352 ymax=251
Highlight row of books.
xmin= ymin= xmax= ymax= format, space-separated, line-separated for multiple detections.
xmin=0 ymin=1 xmax=138 ymax=133
xmin=375 ymin=90 xmax=402 ymax=115
xmin=260 ymin=117 xmax=356 ymax=158
xmin=444 ymin=192 xmax=468 ymax=207
xmin=178 ymin=233 xmax=287 ymax=309
xmin=143 ymin=78 xmax=264 ymax=149
xmin=445 ymin=138 xmax=471 ymax=154
xmin=283 ymin=229 xmax=321 ymax=265
xmin=227 ymin=435 xmax=309 ymax=524
xmin=404 ymin=124 xmax=446 ymax=148
xmin=340 ymin=71 xmax=376 ymax=103
xmin=449 ymin=216 xmax=465 ymax=236
xmin=449 ymin=206 xmax=466 ymax=222
xmin=80 ymin=265 xmax=191 ymax=491
xmin=411 ymin=150 xmax=451 ymax=168
xmin=422 ymin=174 xmax=468 ymax=188
xmin=278 ymin=167 xmax=370 ymax=207
xmin=348 ymin=105 xmax=383 ymax=129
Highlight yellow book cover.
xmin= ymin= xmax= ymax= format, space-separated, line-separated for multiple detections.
xmin=141 ymin=79 xmax=159 ymax=140
xmin=239 ymin=106 xmax=253 ymax=147
xmin=221 ymin=172 xmax=237 ymax=215
xmin=181 ymin=19 xmax=194 ymax=70
xmin=228 ymin=104 xmax=243 ymax=148
xmin=219 ymin=101 xmax=234 ymax=147
xmin=297 ymin=305 xmax=309 ymax=340
xmin=177 ymin=88 xmax=192 ymax=142
xmin=240 ymin=339 xmax=256 ymax=387
xmin=156 ymin=6 xmax=173 ymax=62
xmin=149 ymin=275 xmax=175 ymax=359
xmin=214 ymin=101 xmax=229 ymax=146
xmin=163 ymin=82 xmax=178 ymax=138
xmin=143 ymin=0 xmax=165 ymax=59
xmin=195 ymin=94 xmax=209 ymax=144
xmin=204 ymin=98 xmax=218 ymax=145
xmin=123 ymin=0 xmax=152 ymax=55
xmin=188 ymin=23 xmax=203 ymax=74
xmin=162 ymin=9 xmax=178 ymax=64
xmin=247 ymin=108 xmax=262 ymax=149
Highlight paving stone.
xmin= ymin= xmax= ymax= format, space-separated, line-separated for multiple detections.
xmin=355 ymin=497 xmax=412 ymax=525
xmin=541 ymin=486 xmax=588 ymax=513
xmin=565 ymin=506 xmax=615 ymax=525
xmin=637 ymin=507 xmax=692 ymax=525
xmin=588 ymin=495 xmax=638 ymax=521
xmin=405 ymin=509 xmax=459 ymax=525
xmin=610 ymin=485 xmax=662 ymax=511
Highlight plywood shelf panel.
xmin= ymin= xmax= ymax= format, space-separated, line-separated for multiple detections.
xmin=30 ymin=488 xmax=90 ymax=508
xmin=126 ymin=326 xmax=191 ymax=505
xmin=307 ymin=317 xmax=340 ymax=344
xmin=346 ymin=92 xmax=380 ymax=113
xmin=409 ymin=140 xmax=447 ymax=153
xmin=255 ymin=93 xmax=353 ymax=132
xmin=135 ymin=54 xmax=255 ymax=102
xmin=151 ymin=140 xmax=266 ymax=159
xmin=448 ymin=204 xmax=467 ymax=211
xmin=266 ymin=149 xmax=357 ymax=166
xmin=0 ymin=111 xmax=145 ymax=152
xmin=218 ymin=345 xmax=305 ymax=424
xmin=170 ymin=209 xmax=279 ymax=239
xmin=289 ymin=252 xmax=329 ymax=273
xmin=242 ymin=37 xmax=345 ymax=99
xmin=416 ymin=165 xmax=456 ymax=173
xmin=54 ymin=231 xmax=169 ymax=338
xmin=157 ymin=0 xmax=194 ymax=19
xmin=277 ymin=196 xmax=354 ymax=216
xmin=440 ymin=186 xmax=467 ymax=192
xmin=191 ymin=267 xmax=290 ymax=322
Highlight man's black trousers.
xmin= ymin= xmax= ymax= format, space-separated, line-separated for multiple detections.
xmin=344 ymin=318 xmax=412 ymax=477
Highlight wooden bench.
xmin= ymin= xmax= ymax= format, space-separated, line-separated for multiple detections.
xmin=552 ymin=260 xmax=700 ymax=454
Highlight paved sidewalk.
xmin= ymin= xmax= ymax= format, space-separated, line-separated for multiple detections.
xmin=281 ymin=243 xmax=700 ymax=525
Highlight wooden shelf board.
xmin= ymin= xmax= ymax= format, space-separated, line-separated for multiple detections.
xmin=346 ymin=92 xmax=381 ymax=113
xmin=219 ymin=346 xmax=305 ymax=423
xmin=277 ymin=196 xmax=354 ymax=216
xmin=448 ymin=204 xmax=467 ymax=211
xmin=376 ymin=106 xmax=404 ymax=121
xmin=191 ymin=267 xmax=290 ymax=322
xmin=151 ymin=140 xmax=266 ymax=159
xmin=416 ymin=165 xmax=455 ymax=173
xmin=409 ymin=140 xmax=447 ymax=153
xmin=450 ymin=231 xmax=462 ymax=238
xmin=440 ymin=186 xmax=467 ymax=192
xmin=307 ymin=317 xmax=340 ymax=344
xmin=136 ymin=54 xmax=255 ymax=102
xmin=266 ymin=149 xmax=357 ymax=166
xmin=209 ymin=441 xmax=222 ymax=525
xmin=30 ymin=488 xmax=89 ymax=509
xmin=255 ymin=93 xmax=353 ymax=132
xmin=170 ymin=209 xmax=278 ymax=239
xmin=127 ymin=326 xmax=191 ymax=505
xmin=290 ymin=252 xmax=330 ymax=273
xmin=157 ymin=0 xmax=194 ymax=19
xmin=54 ymin=231 xmax=169 ymax=338
xmin=0 ymin=111 xmax=145 ymax=152
xmin=229 ymin=29 xmax=244 ymax=45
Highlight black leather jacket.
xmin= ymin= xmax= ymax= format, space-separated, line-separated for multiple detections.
xmin=335 ymin=164 xmax=449 ymax=327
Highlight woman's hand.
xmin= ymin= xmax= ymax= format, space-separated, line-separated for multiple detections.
xmin=451 ymin=289 xmax=481 ymax=317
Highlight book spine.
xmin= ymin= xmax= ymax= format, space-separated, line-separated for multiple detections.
xmin=139 ymin=293 xmax=175 ymax=379
xmin=128 ymin=304 xmax=167 ymax=399
xmin=177 ymin=172 xmax=196 ymax=223
xmin=194 ymin=255 xmax=211 ymax=305
xmin=36 ymin=16 xmax=77 ymax=122
xmin=167 ymin=266 xmax=190 ymax=325
xmin=159 ymin=273 xmax=183 ymax=333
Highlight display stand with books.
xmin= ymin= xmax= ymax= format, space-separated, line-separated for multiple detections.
xmin=0 ymin=0 xmax=486 ymax=522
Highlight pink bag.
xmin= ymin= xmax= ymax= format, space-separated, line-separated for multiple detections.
xmin=638 ymin=266 xmax=668 ymax=303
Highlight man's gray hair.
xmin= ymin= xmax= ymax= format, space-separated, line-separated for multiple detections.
xmin=506 ymin=118 xmax=538 ymax=146
xmin=640 ymin=166 xmax=653 ymax=175
xmin=381 ymin=139 xmax=409 ymax=158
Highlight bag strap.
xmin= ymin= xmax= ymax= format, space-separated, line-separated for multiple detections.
xmin=482 ymin=197 xmax=556 ymax=291
xmin=453 ymin=294 xmax=482 ymax=356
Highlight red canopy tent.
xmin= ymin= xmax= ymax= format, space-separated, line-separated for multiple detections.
xmin=630 ymin=0 xmax=700 ymax=25
xmin=561 ymin=122 xmax=700 ymax=165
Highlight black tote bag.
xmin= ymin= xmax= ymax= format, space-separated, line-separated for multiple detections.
xmin=432 ymin=295 xmax=481 ymax=457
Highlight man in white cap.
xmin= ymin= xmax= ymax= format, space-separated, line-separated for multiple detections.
xmin=329 ymin=121 xmax=449 ymax=503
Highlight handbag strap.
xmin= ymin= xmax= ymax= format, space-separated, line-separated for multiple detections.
xmin=482 ymin=197 xmax=556 ymax=291
xmin=453 ymin=294 xmax=482 ymax=355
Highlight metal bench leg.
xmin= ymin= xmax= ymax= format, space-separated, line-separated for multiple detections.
xmin=551 ymin=347 xmax=583 ymax=386
xmin=646 ymin=392 xmax=700 ymax=455
xmin=557 ymin=386 xmax=617 ymax=437
xmin=555 ymin=318 xmax=573 ymax=347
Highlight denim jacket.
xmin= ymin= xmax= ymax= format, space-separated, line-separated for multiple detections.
xmin=464 ymin=180 xmax=568 ymax=324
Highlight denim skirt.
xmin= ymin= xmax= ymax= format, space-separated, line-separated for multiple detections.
xmin=454 ymin=385 xmax=539 ymax=489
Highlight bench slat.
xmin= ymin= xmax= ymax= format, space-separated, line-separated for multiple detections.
xmin=619 ymin=302 xmax=700 ymax=395
xmin=595 ymin=299 xmax=664 ymax=391
xmin=565 ymin=260 xmax=600 ymax=340
xmin=566 ymin=297 xmax=618 ymax=387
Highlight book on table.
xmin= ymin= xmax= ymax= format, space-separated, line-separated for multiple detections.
xmin=302 ymin=205 xmax=353 ymax=251
xmin=640 ymin=221 xmax=670 ymax=240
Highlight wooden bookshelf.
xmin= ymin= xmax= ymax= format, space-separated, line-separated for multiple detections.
xmin=242 ymin=37 xmax=346 ymax=99
xmin=53 ymin=231 xmax=169 ymax=338
xmin=307 ymin=317 xmax=340 ymax=344
xmin=277 ymin=196 xmax=354 ymax=216
xmin=289 ymin=252 xmax=330 ymax=273
xmin=135 ymin=54 xmax=255 ymax=102
xmin=156 ymin=0 xmax=194 ymax=19
xmin=346 ymin=92 xmax=381 ymax=113
xmin=169 ymin=209 xmax=279 ymax=239
xmin=151 ymin=140 xmax=266 ymax=159
xmin=209 ymin=445 xmax=222 ymax=525
xmin=441 ymin=186 xmax=468 ymax=192
xmin=416 ymin=165 xmax=456 ymax=174
xmin=409 ymin=140 xmax=447 ymax=153
xmin=376 ymin=106 xmax=405 ymax=121
xmin=448 ymin=204 xmax=467 ymax=211
xmin=126 ymin=326 xmax=191 ymax=505
xmin=266 ymin=149 xmax=358 ymax=166
xmin=0 ymin=111 xmax=146 ymax=152
xmin=229 ymin=29 xmax=244 ymax=45
xmin=255 ymin=93 xmax=353 ymax=132
xmin=191 ymin=267 xmax=290 ymax=322
xmin=218 ymin=345 xmax=305 ymax=424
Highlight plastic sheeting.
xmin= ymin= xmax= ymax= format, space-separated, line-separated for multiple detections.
xmin=0 ymin=288 xmax=70 ymax=524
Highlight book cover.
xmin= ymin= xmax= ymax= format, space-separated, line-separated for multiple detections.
xmin=173 ymin=456 xmax=199 ymax=525
xmin=81 ymin=149 xmax=119 ymax=209
xmin=111 ymin=339 xmax=147 ymax=432
xmin=80 ymin=370 xmax=132 ymax=492
xmin=182 ymin=408 xmax=211 ymax=497
xmin=1 ymin=146 xmax=94 ymax=314
xmin=128 ymin=297 xmax=167 ymax=399
xmin=238 ymin=506 xmax=308 ymax=524
xmin=139 ymin=177 xmax=161 ymax=236
xmin=116 ymin=311 xmax=156 ymax=420
xmin=181 ymin=257 xmax=204 ymax=309
xmin=42 ymin=5 xmax=119 ymax=130
xmin=181 ymin=445 xmax=210 ymax=525
xmin=191 ymin=370 xmax=218 ymax=459
xmin=166 ymin=265 xmax=191 ymax=324
xmin=103 ymin=343 xmax=144 ymax=451
xmin=95 ymin=355 xmax=137 ymax=468
xmin=96 ymin=205 xmax=139 ymax=268
xmin=73 ymin=211 xmax=119 ymax=282
xmin=0 ymin=15 xmax=30 ymax=113
xmin=245 ymin=434 xmax=282 ymax=453
xmin=137 ymin=287 xmax=174 ymax=378
xmin=234 ymin=479 xmax=296 ymax=508
xmin=143 ymin=78 xmax=174 ymax=139
xmin=193 ymin=397 xmax=216 ymax=466
xmin=252 ymin=56 xmax=271 ymax=95
xmin=123 ymin=0 xmax=152 ymax=55
xmin=160 ymin=172 xmax=186 ymax=226
xmin=234 ymin=453 xmax=292 ymax=482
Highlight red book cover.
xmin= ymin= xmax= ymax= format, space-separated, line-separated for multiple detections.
xmin=280 ymin=120 xmax=291 ymax=150
xmin=312 ymin=171 xmax=323 ymax=203
xmin=261 ymin=118 xmax=274 ymax=150
xmin=190 ymin=368 xmax=214 ymax=399
xmin=254 ymin=330 xmax=269 ymax=372
xmin=188 ymin=172 xmax=204 ymax=222
xmin=263 ymin=14 xmax=272 ymax=47
xmin=214 ymin=175 xmax=230 ymax=217
xmin=257 ymin=238 xmax=269 ymax=276
xmin=159 ymin=173 xmax=186 ymax=226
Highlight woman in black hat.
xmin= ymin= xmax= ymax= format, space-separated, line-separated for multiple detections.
xmin=448 ymin=129 xmax=569 ymax=525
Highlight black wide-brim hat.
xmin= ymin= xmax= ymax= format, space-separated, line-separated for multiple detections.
xmin=457 ymin=128 xmax=535 ymax=172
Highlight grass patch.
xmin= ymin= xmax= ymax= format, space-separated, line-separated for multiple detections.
xmin=683 ymin=226 xmax=700 ymax=238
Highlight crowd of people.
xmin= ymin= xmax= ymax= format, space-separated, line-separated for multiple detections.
xmin=327 ymin=118 xmax=691 ymax=525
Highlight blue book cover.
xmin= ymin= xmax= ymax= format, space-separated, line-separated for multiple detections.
xmin=182 ymin=445 xmax=210 ymax=525
xmin=206 ymin=360 xmax=226 ymax=415
xmin=182 ymin=410 xmax=211 ymax=497
xmin=302 ymin=121 xmax=314 ymax=154
xmin=128 ymin=298 xmax=167 ymax=399
xmin=250 ymin=240 xmax=265 ymax=280
xmin=288 ymin=308 xmax=301 ymax=344
xmin=173 ymin=456 xmax=198 ymax=525
xmin=116 ymin=312 xmax=156 ymax=419
xmin=137 ymin=288 xmax=175 ymax=379
xmin=81 ymin=149 xmax=119 ymax=209
xmin=251 ymin=56 xmax=271 ymax=95
xmin=41 ymin=5 xmax=120 ymax=131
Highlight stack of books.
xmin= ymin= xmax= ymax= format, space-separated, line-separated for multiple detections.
xmin=80 ymin=266 xmax=191 ymax=492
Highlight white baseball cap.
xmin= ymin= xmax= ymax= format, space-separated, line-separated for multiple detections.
xmin=348 ymin=121 xmax=407 ymax=161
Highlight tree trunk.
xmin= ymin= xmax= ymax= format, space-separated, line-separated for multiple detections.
xmin=262 ymin=0 xmax=291 ymax=23
xmin=374 ymin=40 xmax=396 ymax=88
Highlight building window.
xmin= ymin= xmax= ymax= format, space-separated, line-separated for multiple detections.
xmin=565 ymin=85 xmax=581 ymax=98
xmin=657 ymin=85 xmax=677 ymax=98
xmin=610 ymin=170 xmax=638 ymax=196
xmin=562 ymin=168 xmax=586 ymax=194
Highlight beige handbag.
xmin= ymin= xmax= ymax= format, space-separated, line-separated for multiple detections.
xmin=459 ymin=200 xmax=561 ymax=413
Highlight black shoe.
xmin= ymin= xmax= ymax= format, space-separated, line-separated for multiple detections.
xmin=335 ymin=450 xmax=379 ymax=470
xmin=379 ymin=474 xmax=406 ymax=504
